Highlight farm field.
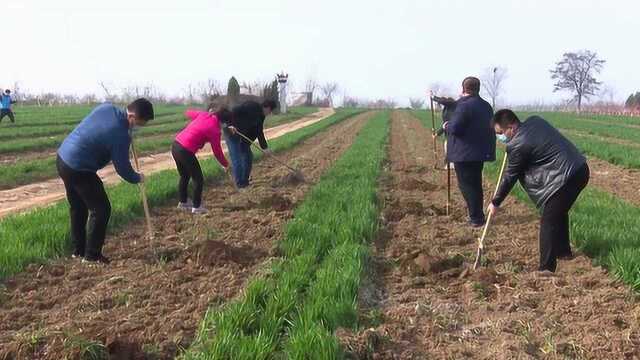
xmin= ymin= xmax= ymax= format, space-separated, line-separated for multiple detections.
xmin=1 ymin=108 xmax=640 ymax=359
xmin=0 ymin=105 xmax=318 ymax=189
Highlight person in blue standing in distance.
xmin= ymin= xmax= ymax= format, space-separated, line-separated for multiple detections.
xmin=57 ymin=98 xmax=154 ymax=264
xmin=0 ymin=89 xmax=17 ymax=124
xmin=440 ymin=77 xmax=495 ymax=227
xmin=223 ymin=99 xmax=277 ymax=188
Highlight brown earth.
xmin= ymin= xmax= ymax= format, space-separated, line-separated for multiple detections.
xmin=338 ymin=111 xmax=640 ymax=359
xmin=586 ymin=156 xmax=640 ymax=207
xmin=0 ymin=111 xmax=372 ymax=360
xmin=0 ymin=108 xmax=335 ymax=219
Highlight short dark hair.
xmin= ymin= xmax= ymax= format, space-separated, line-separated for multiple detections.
xmin=262 ymin=99 xmax=278 ymax=110
xmin=493 ymin=109 xmax=520 ymax=127
xmin=462 ymin=77 xmax=481 ymax=95
xmin=4 ymin=89 xmax=10 ymax=94
xmin=127 ymin=98 xmax=154 ymax=122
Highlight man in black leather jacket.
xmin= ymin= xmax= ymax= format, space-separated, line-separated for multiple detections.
xmin=488 ymin=109 xmax=590 ymax=272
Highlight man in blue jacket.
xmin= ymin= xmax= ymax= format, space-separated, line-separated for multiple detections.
xmin=0 ymin=89 xmax=17 ymax=123
xmin=57 ymin=98 xmax=154 ymax=263
xmin=442 ymin=77 xmax=495 ymax=227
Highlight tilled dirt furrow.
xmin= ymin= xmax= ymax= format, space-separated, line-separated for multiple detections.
xmin=340 ymin=111 xmax=640 ymax=360
xmin=0 ymin=111 xmax=373 ymax=360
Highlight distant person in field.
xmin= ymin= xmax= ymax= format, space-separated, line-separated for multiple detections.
xmin=223 ymin=99 xmax=277 ymax=188
xmin=431 ymin=92 xmax=457 ymax=169
xmin=56 ymin=99 xmax=154 ymax=264
xmin=441 ymin=77 xmax=495 ymax=227
xmin=489 ymin=109 xmax=589 ymax=272
xmin=0 ymin=89 xmax=17 ymax=123
xmin=172 ymin=104 xmax=232 ymax=214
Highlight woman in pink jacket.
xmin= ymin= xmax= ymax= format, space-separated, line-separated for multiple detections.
xmin=172 ymin=105 xmax=231 ymax=214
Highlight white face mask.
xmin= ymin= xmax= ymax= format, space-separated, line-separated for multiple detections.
xmin=496 ymin=133 xmax=509 ymax=143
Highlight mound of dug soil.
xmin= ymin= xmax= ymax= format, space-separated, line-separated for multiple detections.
xmin=386 ymin=200 xmax=446 ymax=222
xmin=186 ymin=240 xmax=265 ymax=267
xmin=399 ymin=178 xmax=440 ymax=192
xmin=258 ymin=194 xmax=293 ymax=211
xmin=411 ymin=253 xmax=465 ymax=275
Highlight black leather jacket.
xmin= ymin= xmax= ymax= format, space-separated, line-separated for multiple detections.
xmin=492 ymin=116 xmax=586 ymax=209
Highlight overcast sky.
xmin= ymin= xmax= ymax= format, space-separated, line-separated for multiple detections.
xmin=2 ymin=0 xmax=638 ymax=106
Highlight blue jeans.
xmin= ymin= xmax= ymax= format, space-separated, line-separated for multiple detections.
xmin=224 ymin=130 xmax=253 ymax=187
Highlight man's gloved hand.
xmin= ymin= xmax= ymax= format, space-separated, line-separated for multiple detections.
xmin=487 ymin=203 xmax=499 ymax=217
xmin=228 ymin=126 xmax=238 ymax=135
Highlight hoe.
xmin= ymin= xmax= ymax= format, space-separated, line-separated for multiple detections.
xmin=473 ymin=152 xmax=508 ymax=270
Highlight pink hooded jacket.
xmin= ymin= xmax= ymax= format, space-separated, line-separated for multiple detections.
xmin=175 ymin=110 xmax=229 ymax=168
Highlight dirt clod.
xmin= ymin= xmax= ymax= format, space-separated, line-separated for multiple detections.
xmin=258 ymin=194 xmax=293 ymax=211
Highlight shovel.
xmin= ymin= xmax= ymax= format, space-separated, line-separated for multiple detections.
xmin=130 ymin=137 xmax=154 ymax=242
xmin=473 ymin=152 xmax=508 ymax=270
xmin=429 ymin=96 xmax=438 ymax=168
xmin=233 ymin=130 xmax=305 ymax=183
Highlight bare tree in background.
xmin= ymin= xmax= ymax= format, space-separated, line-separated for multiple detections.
xmin=550 ymin=50 xmax=605 ymax=113
xmin=429 ymin=82 xmax=453 ymax=98
xmin=481 ymin=66 xmax=508 ymax=109
xmin=321 ymin=82 xmax=339 ymax=107
xmin=409 ymin=97 xmax=425 ymax=109
xmin=99 ymin=81 xmax=115 ymax=102
xmin=241 ymin=81 xmax=262 ymax=96
xmin=304 ymin=77 xmax=318 ymax=106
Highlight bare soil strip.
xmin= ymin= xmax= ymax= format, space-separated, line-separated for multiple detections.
xmin=0 ymin=108 xmax=334 ymax=219
xmin=586 ymin=156 xmax=640 ymax=206
xmin=0 ymin=111 xmax=372 ymax=360
xmin=340 ymin=111 xmax=640 ymax=359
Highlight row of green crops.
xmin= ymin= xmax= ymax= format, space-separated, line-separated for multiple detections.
xmin=0 ymin=108 xmax=362 ymax=279
xmin=181 ymin=111 xmax=389 ymax=360
xmin=0 ymin=107 xmax=319 ymax=189
xmin=3 ymin=104 xmax=185 ymax=126
xmin=0 ymin=112 xmax=184 ymax=141
xmin=483 ymin=147 xmax=640 ymax=292
xmin=519 ymin=112 xmax=640 ymax=145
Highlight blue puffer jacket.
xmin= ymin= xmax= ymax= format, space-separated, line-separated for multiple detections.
xmin=57 ymin=103 xmax=141 ymax=183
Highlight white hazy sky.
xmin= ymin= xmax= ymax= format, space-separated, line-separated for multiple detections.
xmin=2 ymin=0 xmax=638 ymax=106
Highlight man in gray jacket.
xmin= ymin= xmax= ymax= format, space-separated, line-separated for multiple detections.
xmin=488 ymin=109 xmax=589 ymax=272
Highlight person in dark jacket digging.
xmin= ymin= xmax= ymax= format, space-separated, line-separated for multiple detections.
xmin=57 ymin=99 xmax=154 ymax=263
xmin=224 ymin=99 xmax=277 ymax=188
xmin=488 ymin=109 xmax=589 ymax=272
xmin=442 ymin=77 xmax=496 ymax=227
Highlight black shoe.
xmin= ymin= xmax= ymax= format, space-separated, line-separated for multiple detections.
xmin=72 ymin=250 xmax=84 ymax=259
xmin=83 ymin=255 xmax=111 ymax=264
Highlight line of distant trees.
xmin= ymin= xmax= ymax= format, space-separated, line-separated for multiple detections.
xmin=1 ymin=75 xmax=345 ymax=108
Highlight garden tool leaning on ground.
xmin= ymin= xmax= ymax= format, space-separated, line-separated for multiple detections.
xmin=429 ymin=95 xmax=438 ymax=168
xmin=130 ymin=136 xmax=155 ymax=242
xmin=233 ymin=129 xmax=306 ymax=182
xmin=473 ymin=152 xmax=508 ymax=270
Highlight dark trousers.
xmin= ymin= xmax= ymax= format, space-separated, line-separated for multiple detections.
xmin=171 ymin=141 xmax=204 ymax=208
xmin=224 ymin=130 xmax=253 ymax=188
xmin=454 ymin=161 xmax=485 ymax=225
xmin=539 ymin=164 xmax=590 ymax=272
xmin=0 ymin=109 xmax=15 ymax=123
xmin=56 ymin=155 xmax=111 ymax=259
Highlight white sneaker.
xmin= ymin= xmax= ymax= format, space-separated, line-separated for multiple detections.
xmin=192 ymin=206 xmax=208 ymax=214
xmin=177 ymin=200 xmax=193 ymax=210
